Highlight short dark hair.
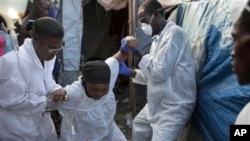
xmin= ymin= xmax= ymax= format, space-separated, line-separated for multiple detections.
xmin=32 ymin=17 xmax=64 ymax=39
xmin=238 ymin=0 xmax=250 ymax=32
xmin=139 ymin=0 xmax=163 ymax=15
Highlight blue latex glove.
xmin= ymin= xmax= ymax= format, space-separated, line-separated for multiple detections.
xmin=119 ymin=61 xmax=131 ymax=76
xmin=121 ymin=38 xmax=139 ymax=53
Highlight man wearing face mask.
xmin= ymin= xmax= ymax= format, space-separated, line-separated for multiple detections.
xmin=119 ymin=0 xmax=197 ymax=140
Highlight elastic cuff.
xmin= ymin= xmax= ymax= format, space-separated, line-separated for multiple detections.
xmin=120 ymin=47 xmax=129 ymax=55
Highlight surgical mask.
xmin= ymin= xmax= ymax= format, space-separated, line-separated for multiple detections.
xmin=141 ymin=14 xmax=154 ymax=36
xmin=230 ymin=0 xmax=249 ymax=23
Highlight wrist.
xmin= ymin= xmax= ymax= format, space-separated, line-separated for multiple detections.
xmin=120 ymin=47 xmax=129 ymax=55
xmin=132 ymin=48 xmax=139 ymax=53
xmin=121 ymin=38 xmax=129 ymax=53
xmin=130 ymin=70 xmax=137 ymax=78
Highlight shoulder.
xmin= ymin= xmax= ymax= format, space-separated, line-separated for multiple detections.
xmin=105 ymin=57 xmax=119 ymax=77
xmin=0 ymin=51 xmax=18 ymax=77
xmin=105 ymin=57 xmax=119 ymax=68
xmin=163 ymin=21 xmax=188 ymax=40
xmin=235 ymin=102 xmax=250 ymax=124
xmin=167 ymin=21 xmax=185 ymax=33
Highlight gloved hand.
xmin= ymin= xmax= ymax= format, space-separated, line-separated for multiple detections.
xmin=121 ymin=38 xmax=139 ymax=53
xmin=119 ymin=61 xmax=131 ymax=76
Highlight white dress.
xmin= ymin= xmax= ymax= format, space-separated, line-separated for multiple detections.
xmin=0 ymin=38 xmax=59 ymax=141
xmin=56 ymin=57 xmax=127 ymax=141
xmin=132 ymin=21 xmax=197 ymax=141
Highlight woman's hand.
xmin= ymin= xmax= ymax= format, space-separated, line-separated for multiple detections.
xmin=121 ymin=36 xmax=139 ymax=53
xmin=48 ymin=89 xmax=68 ymax=104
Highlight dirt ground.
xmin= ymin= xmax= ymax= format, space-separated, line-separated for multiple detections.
xmin=114 ymin=80 xmax=133 ymax=140
xmin=113 ymin=76 xmax=147 ymax=140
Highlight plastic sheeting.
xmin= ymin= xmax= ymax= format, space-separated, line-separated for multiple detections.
xmin=176 ymin=0 xmax=250 ymax=140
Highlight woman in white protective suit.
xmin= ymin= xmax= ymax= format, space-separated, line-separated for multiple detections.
xmin=49 ymin=36 xmax=138 ymax=141
xmin=0 ymin=17 xmax=66 ymax=141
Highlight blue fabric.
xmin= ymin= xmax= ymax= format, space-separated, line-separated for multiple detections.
xmin=0 ymin=31 xmax=13 ymax=54
xmin=118 ymin=61 xmax=131 ymax=76
xmin=48 ymin=6 xmax=60 ymax=19
xmin=176 ymin=0 xmax=250 ymax=141
xmin=121 ymin=38 xmax=139 ymax=53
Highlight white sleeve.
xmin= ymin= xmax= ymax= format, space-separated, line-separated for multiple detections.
xmin=105 ymin=57 xmax=119 ymax=88
xmin=56 ymin=76 xmax=85 ymax=111
xmin=0 ymin=56 xmax=46 ymax=115
xmin=139 ymin=27 xmax=187 ymax=82
xmin=132 ymin=69 xmax=148 ymax=85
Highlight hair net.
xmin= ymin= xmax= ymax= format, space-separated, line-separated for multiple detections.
xmin=82 ymin=60 xmax=111 ymax=84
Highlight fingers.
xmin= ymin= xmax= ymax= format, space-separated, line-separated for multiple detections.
xmin=125 ymin=36 xmax=138 ymax=48
xmin=64 ymin=94 xmax=69 ymax=101
xmin=51 ymin=89 xmax=68 ymax=104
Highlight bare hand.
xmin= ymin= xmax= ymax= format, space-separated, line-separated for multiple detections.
xmin=48 ymin=89 xmax=68 ymax=104
xmin=125 ymin=36 xmax=138 ymax=48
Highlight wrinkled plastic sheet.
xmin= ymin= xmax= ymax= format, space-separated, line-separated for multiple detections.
xmin=176 ymin=0 xmax=250 ymax=140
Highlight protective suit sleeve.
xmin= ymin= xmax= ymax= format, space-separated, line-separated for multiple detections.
xmin=0 ymin=76 xmax=47 ymax=115
xmin=132 ymin=69 xmax=148 ymax=85
xmin=138 ymin=27 xmax=187 ymax=82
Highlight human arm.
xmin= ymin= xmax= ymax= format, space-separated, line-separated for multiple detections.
xmin=48 ymin=76 xmax=85 ymax=111
xmin=0 ymin=55 xmax=47 ymax=115
xmin=112 ymin=36 xmax=139 ymax=61
xmin=138 ymin=26 xmax=187 ymax=82
xmin=47 ymin=88 xmax=68 ymax=104
xmin=118 ymin=61 xmax=137 ymax=77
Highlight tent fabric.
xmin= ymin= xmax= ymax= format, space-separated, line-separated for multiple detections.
xmin=83 ymin=0 xmax=112 ymax=61
xmin=97 ymin=0 xmax=128 ymax=11
xmin=176 ymin=0 xmax=250 ymax=140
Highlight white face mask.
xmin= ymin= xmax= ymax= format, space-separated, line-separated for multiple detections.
xmin=141 ymin=14 xmax=154 ymax=36
xmin=230 ymin=0 xmax=249 ymax=23
xmin=141 ymin=23 xmax=153 ymax=36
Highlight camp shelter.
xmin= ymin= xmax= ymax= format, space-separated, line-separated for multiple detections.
xmin=60 ymin=0 xmax=250 ymax=140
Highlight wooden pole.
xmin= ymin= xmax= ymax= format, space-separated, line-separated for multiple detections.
xmin=128 ymin=0 xmax=137 ymax=117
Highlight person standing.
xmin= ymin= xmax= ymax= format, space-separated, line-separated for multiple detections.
xmin=16 ymin=0 xmax=51 ymax=45
xmin=119 ymin=0 xmax=197 ymax=140
xmin=0 ymin=17 xmax=66 ymax=141
xmin=230 ymin=0 xmax=250 ymax=124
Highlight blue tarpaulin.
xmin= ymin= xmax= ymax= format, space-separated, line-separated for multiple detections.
xmin=176 ymin=0 xmax=250 ymax=140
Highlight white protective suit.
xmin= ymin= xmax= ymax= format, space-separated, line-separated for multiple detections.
xmin=55 ymin=57 xmax=126 ymax=141
xmin=235 ymin=102 xmax=250 ymax=124
xmin=132 ymin=21 xmax=197 ymax=141
xmin=0 ymin=38 xmax=59 ymax=141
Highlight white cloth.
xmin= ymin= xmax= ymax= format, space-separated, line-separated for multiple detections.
xmin=0 ymin=38 xmax=59 ymax=141
xmin=56 ymin=57 xmax=126 ymax=141
xmin=132 ymin=21 xmax=197 ymax=141
xmin=230 ymin=0 xmax=248 ymax=23
xmin=235 ymin=102 xmax=250 ymax=124
xmin=62 ymin=0 xmax=83 ymax=71
xmin=157 ymin=0 xmax=180 ymax=9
